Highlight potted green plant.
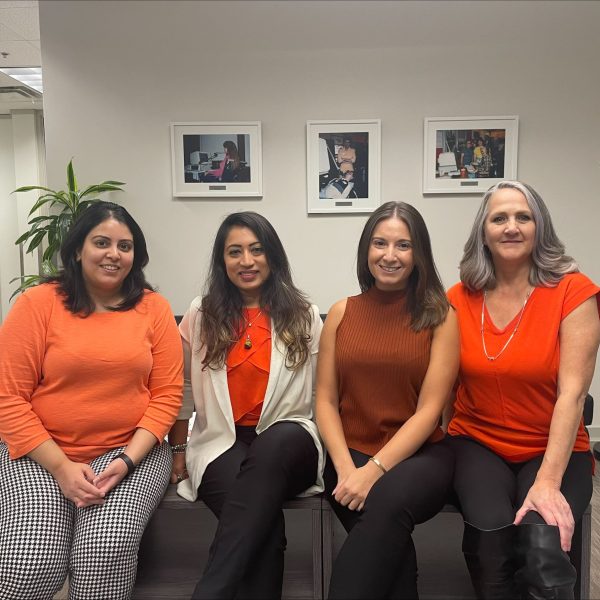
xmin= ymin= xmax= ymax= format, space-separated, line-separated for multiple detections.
xmin=11 ymin=159 xmax=124 ymax=298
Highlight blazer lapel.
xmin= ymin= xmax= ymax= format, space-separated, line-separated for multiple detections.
xmin=262 ymin=332 xmax=284 ymax=412
xmin=209 ymin=367 xmax=234 ymax=420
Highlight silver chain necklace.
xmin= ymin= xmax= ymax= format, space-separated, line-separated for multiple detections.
xmin=481 ymin=288 xmax=533 ymax=361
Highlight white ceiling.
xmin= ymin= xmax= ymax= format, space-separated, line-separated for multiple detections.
xmin=0 ymin=0 xmax=42 ymax=111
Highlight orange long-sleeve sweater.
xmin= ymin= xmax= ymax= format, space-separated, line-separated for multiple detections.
xmin=0 ymin=283 xmax=183 ymax=463
xmin=336 ymin=286 xmax=443 ymax=457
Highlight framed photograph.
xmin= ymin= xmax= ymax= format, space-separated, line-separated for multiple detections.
xmin=306 ymin=119 xmax=381 ymax=214
xmin=170 ymin=122 xmax=262 ymax=197
xmin=423 ymin=116 xmax=518 ymax=194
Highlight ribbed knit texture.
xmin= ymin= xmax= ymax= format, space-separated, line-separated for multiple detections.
xmin=336 ymin=286 xmax=442 ymax=456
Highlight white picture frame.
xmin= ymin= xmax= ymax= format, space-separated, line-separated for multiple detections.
xmin=423 ymin=116 xmax=519 ymax=194
xmin=170 ymin=121 xmax=262 ymax=198
xmin=306 ymin=119 xmax=381 ymax=214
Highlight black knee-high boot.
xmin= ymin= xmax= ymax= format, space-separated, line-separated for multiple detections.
xmin=462 ymin=523 xmax=519 ymax=599
xmin=515 ymin=524 xmax=576 ymax=600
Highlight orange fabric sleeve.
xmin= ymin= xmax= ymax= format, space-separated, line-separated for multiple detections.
xmin=0 ymin=285 xmax=54 ymax=458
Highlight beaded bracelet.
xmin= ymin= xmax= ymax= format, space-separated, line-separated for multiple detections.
xmin=170 ymin=443 xmax=188 ymax=454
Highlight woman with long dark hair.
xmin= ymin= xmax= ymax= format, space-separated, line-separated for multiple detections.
xmin=170 ymin=211 xmax=323 ymax=600
xmin=0 ymin=201 xmax=183 ymax=599
xmin=316 ymin=201 xmax=459 ymax=599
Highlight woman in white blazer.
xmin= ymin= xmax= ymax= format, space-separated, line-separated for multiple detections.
xmin=169 ymin=211 xmax=324 ymax=600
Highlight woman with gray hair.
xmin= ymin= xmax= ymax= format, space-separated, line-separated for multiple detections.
xmin=446 ymin=181 xmax=600 ymax=599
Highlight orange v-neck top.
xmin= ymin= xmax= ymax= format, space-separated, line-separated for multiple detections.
xmin=447 ymin=273 xmax=600 ymax=462
xmin=226 ymin=308 xmax=271 ymax=426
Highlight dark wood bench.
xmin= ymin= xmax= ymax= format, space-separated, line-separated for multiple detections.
xmin=135 ymin=487 xmax=329 ymax=600
xmin=135 ymin=485 xmax=591 ymax=600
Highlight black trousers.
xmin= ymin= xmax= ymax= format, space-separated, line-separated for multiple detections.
xmin=449 ymin=435 xmax=593 ymax=597
xmin=449 ymin=436 xmax=593 ymax=529
xmin=324 ymin=438 xmax=454 ymax=600
xmin=191 ymin=422 xmax=318 ymax=600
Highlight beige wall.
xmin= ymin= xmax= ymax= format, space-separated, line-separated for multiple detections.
xmin=38 ymin=0 xmax=600 ymax=432
xmin=0 ymin=115 xmax=18 ymax=321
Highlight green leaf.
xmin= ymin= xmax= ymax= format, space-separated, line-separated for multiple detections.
xmin=15 ymin=230 xmax=32 ymax=245
xmin=40 ymin=260 xmax=58 ymax=276
xmin=29 ymin=194 xmax=61 ymax=215
xmin=27 ymin=215 xmax=53 ymax=225
xmin=66 ymin=160 xmax=77 ymax=194
xmin=9 ymin=274 xmax=44 ymax=300
xmin=80 ymin=183 xmax=124 ymax=198
xmin=25 ymin=230 xmax=47 ymax=254
xmin=13 ymin=185 xmax=55 ymax=194
xmin=42 ymin=243 xmax=58 ymax=262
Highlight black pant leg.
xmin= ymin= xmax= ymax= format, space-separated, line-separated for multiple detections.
xmin=327 ymin=440 xmax=454 ymax=600
xmin=514 ymin=452 xmax=593 ymax=525
xmin=450 ymin=436 xmax=517 ymax=529
xmin=198 ymin=438 xmax=251 ymax=517
xmin=193 ymin=422 xmax=318 ymax=600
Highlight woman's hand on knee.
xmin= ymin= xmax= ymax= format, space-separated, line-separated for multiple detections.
xmin=514 ymin=481 xmax=575 ymax=551
xmin=54 ymin=460 xmax=106 ymax=508
xmin=170 ymin=452 xmax=189 ymax=484
xmin=332 ymin=462 xmax=383 ymax=512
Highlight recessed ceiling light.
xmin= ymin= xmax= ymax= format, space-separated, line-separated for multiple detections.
xmin=0 ymin=67 xmax=43 ymax=94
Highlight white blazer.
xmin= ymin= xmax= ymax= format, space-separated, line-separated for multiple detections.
xmin=176 ymin=297 xmax=325 ymax=502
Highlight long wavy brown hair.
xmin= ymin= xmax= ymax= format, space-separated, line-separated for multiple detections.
xmin=356 ymin=201 xmax=449 ymax=331
xmin=200 ymin=212 xmax=313 ymax=370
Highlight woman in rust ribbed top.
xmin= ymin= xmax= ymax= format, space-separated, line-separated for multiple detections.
xmin=316 ymin=201 xmax=459 ymax=599
xmin=447 ymin=181 xmax=600 ymax=600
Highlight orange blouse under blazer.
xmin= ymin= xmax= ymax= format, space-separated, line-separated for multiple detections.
xmin=227 ymin=308 xmax=271 ymax=426
xmin=447 ymin=272 xmax=600 ymax=462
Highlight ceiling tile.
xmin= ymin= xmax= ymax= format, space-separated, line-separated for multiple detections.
xmin=0 ymin=5 xmax=39 ymax=41
xmin=0 ymin=39 xmax=40 ymax=65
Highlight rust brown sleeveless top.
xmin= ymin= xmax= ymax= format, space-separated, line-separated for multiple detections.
xmin=336 ymin=286 xmax=443 ymax=456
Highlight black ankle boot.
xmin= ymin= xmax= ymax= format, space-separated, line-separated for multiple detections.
xmin=515 ymin=524 xmax=576 ymax=600
xmin=462 ymin=523 xmax=519 ymax=599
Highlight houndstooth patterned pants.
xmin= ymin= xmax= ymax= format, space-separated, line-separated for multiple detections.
xmin=0 ymin=441 xmax=172 ymax=600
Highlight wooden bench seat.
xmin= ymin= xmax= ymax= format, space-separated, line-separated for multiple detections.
xmin=135 ymin=485 xmax=591 ymax=600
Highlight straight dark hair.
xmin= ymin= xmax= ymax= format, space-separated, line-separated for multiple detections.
xmin=356 ymin=201 xmax=449 ymax=331
xmin=48 ymin=201 xmax=153 ymax=315
xmin=200 ymin=211 xmax=313 ymax=370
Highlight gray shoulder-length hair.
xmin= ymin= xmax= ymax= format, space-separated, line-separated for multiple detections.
xmin=460 ymin=180 xmax=578 ymax=291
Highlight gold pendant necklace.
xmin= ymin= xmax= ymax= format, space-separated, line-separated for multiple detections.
xmin=481 ymin=288 xmax=533 ymax=361
xmin=243 ymin=309 xmax=263 ymax=350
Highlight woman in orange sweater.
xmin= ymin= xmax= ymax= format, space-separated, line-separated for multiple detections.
xmin=0 ymin=202 xmax=183 ymax=600
xmin=447 ymin=181 xmax=600 ymax=600
xmin=316 ymin=201 xmax=459 ymax=599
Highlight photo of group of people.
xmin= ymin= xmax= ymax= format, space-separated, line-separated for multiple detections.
xmin=317 ymin=132 xmax=369 ymax=199
xmin=435 ymin=128 xmax=506 ymax=180
xmin=183 ymin=134 xmax=251 ymax=184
